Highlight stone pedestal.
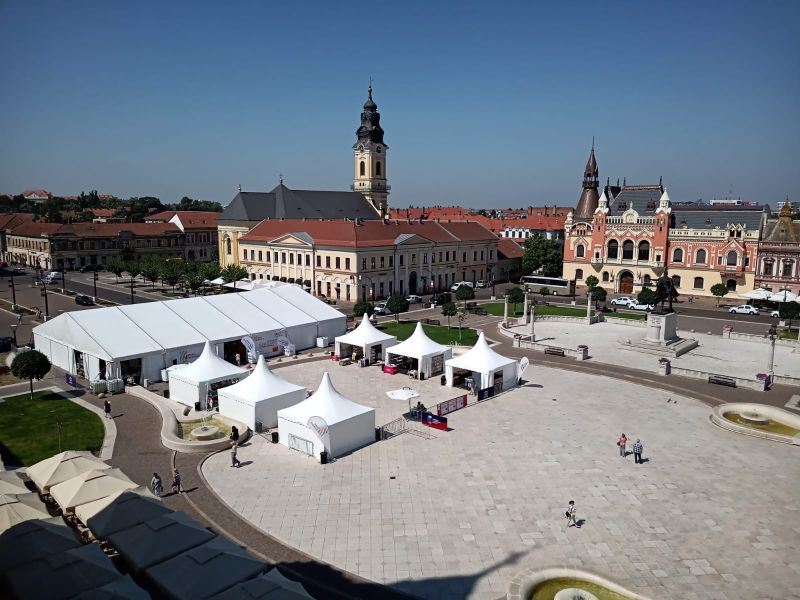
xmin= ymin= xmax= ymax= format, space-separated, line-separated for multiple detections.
xmin=645 ymin=312 xmax=678 ymax=344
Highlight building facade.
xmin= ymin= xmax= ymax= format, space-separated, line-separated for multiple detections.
xmin=755 ymin=200 xmax=800 ymax=295
xmin=146 ymin=210 xmax=219 ymax=261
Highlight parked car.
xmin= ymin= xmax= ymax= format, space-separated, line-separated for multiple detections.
xmin=627 ymin=301 xmax=654 ymax=311
xmin=75 ymin=294 xmax=94 ymax=306
xmin=40 ymin=273 xmax=59 ymax=284
xmin=79 ymin=264 xmax=101 ymax=273
xmin=13 ymin=266 xmax=26 ymax=274
xmin=431 ymin=293 xmax=452 ymax=305
xmin=405 ymin=294 xmax=422 ymax=304
xmin=770 ymin=309 xmax=780 ymax=318
xmin=373 ymin=302 xmax=389 ymax=315
xmin=610 ymin=296 xmax=635 ymax=306
xmin=450 ymin=281 xmax=475 ymax=292
xmin=729 ymin=304 xmax=759 ymax=315
xmin=475 ymin=280 xmax=486 ymax=288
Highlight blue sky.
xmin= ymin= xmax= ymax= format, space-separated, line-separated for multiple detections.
xmin=1 ymin=1 xmax=797 ymax=208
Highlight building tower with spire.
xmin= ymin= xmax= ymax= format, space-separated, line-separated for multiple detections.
xmin=353 ymin=84 xmax=389 ymax=217
xmin=573 ymin=143 xmax=599 ymax=221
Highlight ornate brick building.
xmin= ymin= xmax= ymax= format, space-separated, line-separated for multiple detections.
xmin=755 ymin=200 xmax=800 ymax=295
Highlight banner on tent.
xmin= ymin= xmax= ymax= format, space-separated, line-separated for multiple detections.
xmin=180 ymin=350 xmax=199 ymax=364
xmin=477 ymin=386 xmax=495 ymax=402
xmin=517 ymin=357 xmax=529 ymax=381
xmin=241 ymin=336 xmax=256 ymax=354
xmin=436 ymin=395 xmax=467 ymax=417
xmin=421 ymin=412 xmax=448 ymax=431
xmin=307 ymin=416 xmax=331 ymax=452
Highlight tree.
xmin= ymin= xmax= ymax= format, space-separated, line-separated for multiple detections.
xmin=353 ymin=300 xmax=373 ymax=317
xmin=124 ymin=261 xmax=141 ymax=280
xmin=591 ymin=286 xmax=608 ymax=302
xmin=454 ymin=284 xmax=475 ymax=307
xmin=139 ymin=256 xmax=163 ymax=289
xmin=779 ymin=302 xmax=800 ymax=330
xmin=201 ymin=262 xmax=222 ymax=282
xmin=161 ymin=260 xmax=184 ymax=291
xmin=638 ymin=288 xmax=657 ymax=305
xmin=11 ymin=350 xmax=51 ymax=401
xmin=584 ymin=275 xmax=599 ymax=292
xmin=385 ymin=294 xmax=409 ymax=322
xmin=221 ymin=264 xmax=248 ymax=290
xmin=182 ymin=264 xmax=205 ymax=295
xmin=710 ymin=283 xmax=728 ymax=307
xmin=507 ymin=286 xmax=525 ymax=316
xmin=441 ymin=302 xmax=457 ymax=328
xmin=106 ymin=257 xmax=124 ymax=282
xmin=538 ymin=286 xmax=550 ymax=299
xmin=522 ymin=234 xmax=563 ymax=277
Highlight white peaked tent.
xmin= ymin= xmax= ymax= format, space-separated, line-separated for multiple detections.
xmin=218 ymin=355 xmax=307 ymax=430
xmin=335 ymin=313 xmax=397 ymax=360
xmin=26 ymin=450 xmax=110 ymax=493
xmin=385 ymin=322 xmax=453 ymax=379
xmin=50 ymin=468 xmax=137 ymax=513
xmin=169 ymin=341 xmax=248 ymax=407
xmin=445 ymin=332 xmax=518 ymax=391
xmin=277 ymin=372 xmax=375 ymax=461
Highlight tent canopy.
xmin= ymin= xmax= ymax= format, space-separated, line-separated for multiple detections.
xmin=386 ymin=322 xmax=451 ymax=360
xmin=244 ymin=288 xmax=319 ymax=329
xmin=117 ymin=302 xmax=208 ymax=350
xmin=0 ymin=471 xmax=30 ymax=495
xmin=50 ymin=468 xmax=137 ymax=512
xmin=202 ymin=293 xmax=285 ymax=334
xmin=170 ymin=341 xmax=247 ymax=383
xmin=335 ymin=314 xmax=396 ymax=352
xmin=219 ymin=355 xmax=304 ymax=404
xmin=272 ymin=284 xmax=345 ymax=324
xmin=0 ymin=492 xmax=51 ymax=533
xmin=26 ymin=450 xmax=110 ymax=493
xmin=446 ymin=332 xmax=516 ymax=374
xmin=78 ymin=488 xmax=171 ymax=538
xmin=0 ymin=518 xmax=81 ymax=569
xmin=278 ymin=372 xmax=372 ymax=426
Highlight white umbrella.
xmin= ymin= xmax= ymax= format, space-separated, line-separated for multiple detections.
xmin=386 ymin=388 xmax=420 ymax=401
xmin=50 ymin=468 xmax=137 ymax=513
xmin=26 ymin=450 xmax=110 ymax=493
xmin=0 ymin=492 xmax=51 ymax=533
xmin=0 ymin=471 xmax=30 ymax=495
xmin=209 ymin=277 xmax=225 ymax=285
xmin=768 ymin=290 xmax=799 ymax=303
xmin=742 ymin=288 xmax=772 ymax=300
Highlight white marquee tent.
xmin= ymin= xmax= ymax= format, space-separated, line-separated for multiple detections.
xmin=277 ymin=372 xmax=375 ymax=461
xmin=168 ymin=341 xmax=248 ymax=407
xmin=445 ymin=332 xmax=518 ymax=392
xmin=334 ymin=313 xmax=397 ymax=361
xmin=32 ymin=289 xmax=346 ymax=384
xmin=384 ymin=322 xmax=452 ymax=379
xmin=218 ymin=355 xmax=306 ymax=430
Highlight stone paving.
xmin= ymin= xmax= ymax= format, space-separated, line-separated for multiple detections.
xmin=509 ymin=319 xmax=800 ymax=379
xmin=203 ymin=361 xmax=800 ymax=599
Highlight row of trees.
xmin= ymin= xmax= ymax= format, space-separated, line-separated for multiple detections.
xmin=104 ymin=256 xmax=249 ymax=295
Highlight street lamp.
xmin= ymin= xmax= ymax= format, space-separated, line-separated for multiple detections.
xmin=40 ymin=280 xmax=50 ymax=320
xmin=10 ymin=324 xmax=18 ymax=346
xmin=8 ymin=277 xmax=16 ymax=310
xmin=130 ymin=276 xmax=136 ymax=304
xmin=767 ymin=324 xmax=778 ymax=380
xmin=93 ymin=271 xmax=99 ymax=301
xmin=60 ymin=268 xmax=66 ymax=293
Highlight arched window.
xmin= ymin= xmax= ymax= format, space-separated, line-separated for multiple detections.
xmin=607 ymin=239 xmax=619 ymax=259
xmin=695 ymin=248 xmax=707 ymax=264
xmin=726 ymin=251 xmax=737 ymax=267
xmin=672 ymin=248 xmax=684 ymax=263
xmin=602 ymin=272 xmax=609 ymax=282
xmin=643 ymin=274 xmax=651 ymax=286
xmin=359 ymin=161 xmax=365 ymax=176
xmin=693 ymin=276 xmax=704 ymax=289
xmin=575 ymin=269 xmax=583 ymax=280
xmin=576 ymin=244 xmax=585 ymax=258
xmin=762 ymin=260 xmax=774 ymax=276
xmin=225 ymin=237 xmax=232 ymax=256
xmin=622 ymin=240 xmax=634 ymax=260
xmin=726 ymin=278 xmax=737 ymax=291
xmin=375 ymin=161 xmax=382 ymax=176
xmin=637 ymin=241 xmax=650 ymax=261
xmin=671 ymin=275 xmax=681 ymax=288
xmin=783 ymin=260 xmax=794 ymax=277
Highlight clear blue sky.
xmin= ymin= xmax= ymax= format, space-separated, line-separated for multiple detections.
xmin=1 ymin=0 xmax=797 ymax=209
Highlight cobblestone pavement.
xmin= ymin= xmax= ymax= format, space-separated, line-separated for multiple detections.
xmin=203 ymin=363 xmax=800 ymax=600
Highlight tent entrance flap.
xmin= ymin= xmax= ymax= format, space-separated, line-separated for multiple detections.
xmin=387 ymin=354 xmax=418 ymax=375
xmin=121 ymin=358 xmax=142 ymax=384
xmin=450 ymin=367 xmax=473 ymax=389
xmin=493 ymin=371 xmax=504 ymax=393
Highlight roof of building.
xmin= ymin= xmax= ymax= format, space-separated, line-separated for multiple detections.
xmin=761 ymin=201 xmax=799 ymax=243
xmin=671 ymin=205 xmax=766 ymax=230
xmin=146 ymin=211 xmax=220 ymax=228
xmin=240 ymin=218 xmax=497 ymax=248
xmin=21 ymin=189 xmax=49 ymax=197
xmin=606 ymin=185 xmax=664 ymax=215
xmin=9 ymin=221 xmax=181 ymax=238
xmin=498 ymin=238 xmax=525 ymax=259
xmin=218 ymin=184 xmax=379 ymax=223
xmin=7 ymin=221 xmax=64 ymax=236
xmin=0 ymin=213 xmax=34 ymax=230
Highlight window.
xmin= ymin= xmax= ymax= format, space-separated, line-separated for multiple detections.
xmin=225 ymin=238 xmax=231 ymax=255
xmin=671 ymin=275 xmax=681 ymax=288
xmin=602 ymin=272 xmax=609 ymax=282
xmin=258 ymin=251 xmax=262 ymax=261
xmin=361 ymin=258 xmax=366 ymax=269
xmin=672 ymin=248 xmax=684 ymax=263
xmin=242 ymin=249 xmax=246 ymax=260
xmin=695 ymin=248 xmax=707 ymax=264
xmin=575 ymin=244 xmax=585 ymax=258
xmin=643 ymin=274 xmax=651 ymax=286
xmin=762 ymin=260 xmax=773 ymax=276
xmin=375 ymin=161 xmax=381 ymax=176
xmin=473 ymin=251 xmax=477 ymax=261
xmin=274 ymin=252 xmax=278 ymax=263
xmin=297 ymin=253 xmax=302 ymax=265
xmin=389 ymin=256 xmax=393 ymax=267
xmin=411 ymin=254 xmax=416 ymax=265
xmin=335 ymin=257 xmax=340 ymax=269
xmin=423 ymin=253 xmax=428 ymax=264
xmin=345 ymin=257 xmax=350 ymax=270
xmin=637 ymin=241 xmax=650 ymax=261
xmin=490 ymin=250 xmax=494 ymax=259
xmin=462 ymin=252 xmax=466 ymax=262
xmin=622 ymin=240 xmax=634 ymax=260
xmin=316 ymin=255 xmax=321 ymax=267
xmin=325 ymin=256 xmax=331 ymax=268
xmin=399 ymin=255 xmax=404 ymax=266
xmin=281 ymin=252 xmax=286 ymax=263
xmin=575 ymin=268 xmax=584 ymax=280
xmin=250 ymin=250 xmax=255 ymax=260
xmin=359 ymin=161 xmax=365 ymax=176
xmin=305 ymin=255 xmax=310 ymax=266
xmin=371 ymin=257 xmax=376 ymax=269
xmin=380 ymin=256 xmax=385 ymax=268
xmin=481 ymin=250 xmax=484 ymax=260
xmin=726 ymin=251 xmax=737 ymax=267
xmin=693 ymin=277 xmax=704 ymax=289
xmin=289 ymin=253 xmax=294 ymax=265
xmin=783 ymin=261 xmax=794 ymax=277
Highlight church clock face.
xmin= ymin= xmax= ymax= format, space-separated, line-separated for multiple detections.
xmin=376 ymin=146 xmax=382 ymax=153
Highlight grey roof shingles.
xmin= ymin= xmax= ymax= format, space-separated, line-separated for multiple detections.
xmin=671 ymin=207 xmax=766 ymax=230
xmin=607 ymin=187 xmax=663 ymax=215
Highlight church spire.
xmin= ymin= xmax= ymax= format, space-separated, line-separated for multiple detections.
xmin=353 ymin=82 xmax=389 ymax=218
xmin=574 ymin=143 xmax=600 ymax=220
xmin=355 ymin=82 xmax=385 ymax=146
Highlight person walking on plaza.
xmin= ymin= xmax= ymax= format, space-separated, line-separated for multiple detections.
xmin=633 ymin=438 xmax=644 ymax=464
xmin=151 ymin=472 xmax=163 ymax=497
xmin=235 ymin=352 xmax=241 ymax=367
xmin=617 ymin=433 xmax=627 ymax=458
xmin=231 ymin=440 xmax=241 ymax=468
xmin=16 ymin=312 xmax=22 ymax=325
xmin=565 ymin=500 xmax=578 ymax=528
xmin=104 ymin=399 xmax=112 ymax=419
xmin=171 ymin=468 xmax=183 ymax=494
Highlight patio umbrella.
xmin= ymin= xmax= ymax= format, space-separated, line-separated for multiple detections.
xmin=72 ymin=574 xmax=150 ymax=600
xmin=742 ymin=288 xmax=772 ymax=300
xmin=0 ymin=471 xmax=30 ymax=495
xmin=386 ymin=388 xmax=420 ymax=401
xmin=209 ymin=276 xmax=225 ymax=285
xmin=768 ymin=290 xmax=799 ymax=303
xmin=26 ymin=450 xmax=110 ymax=493
xmin=78 ymin=488 xmax=172 ymax=539
xmin=0 ymin=517 xmax=80 ymax=569
xmin=50 ymin=468 xmax=137 ymax=513
xmin=0 ymin=492 xmax=51 ymax=533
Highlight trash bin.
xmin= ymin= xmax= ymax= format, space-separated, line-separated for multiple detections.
xmin=419 ymin=372 xmax=425 ymax=381
xmin=375 ymin=426 xmax=381 ymax=441
xmin=164 ymin=390 xmax=170 ymax=399
xmin=194 ymin=401 xmax=201 ymax=412
xmin=440 ymin=375 xmax=446 ymax=386
xmin=320 ymin=450 xmax=328 ymax=464
xmin=255 ymin=421 xmax=263 ymax=433
xmin=271 ymin=431 xmax=279 ymax=444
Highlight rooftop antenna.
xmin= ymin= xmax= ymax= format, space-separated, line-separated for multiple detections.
xmin=237 ymin=184 xmax=242 ymax=192
xmin=279 ymin=173 xmax=284 ymax=184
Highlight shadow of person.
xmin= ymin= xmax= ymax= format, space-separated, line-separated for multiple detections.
xmin=236 ymin=461 xmax=254 ymax=468
xmin=576 ymin=518 xmax=587 ymax=528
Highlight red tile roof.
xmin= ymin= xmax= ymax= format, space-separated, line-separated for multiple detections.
xmin=0 ymin=213 xmax=34 ymax=230
xmin=21 ymin=189 xmax=50 ymax=197
xmin=147 ymin=211 xmax=220 ymax=228
xmin=498 ymin=238 xmax=525 ymax=259
xmin=9 ymin=221 xmax=181 ymax=238
xmin=8 ymin=221 xmax=63 ymax=236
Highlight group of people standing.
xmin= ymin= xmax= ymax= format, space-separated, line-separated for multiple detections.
xmin=617 ymin=433 xmax=645 ymax=464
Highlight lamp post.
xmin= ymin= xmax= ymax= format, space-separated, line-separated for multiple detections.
xmin=10 ymin=324 xmax=18 ymax=346
xmin=767 ymin=324 xmax=777 ymax=380
xmin=8 ymin=277 xmax=16 ymax=310
xmin=93 ymin=270 xmax=99 ymax=301
xmin=130 ymin=276 xmax=135 ymax=304
xmin=60 ymin=268 xmax=66 ymax=293
xmin=40 ymin=280 xmax=50 ymax=320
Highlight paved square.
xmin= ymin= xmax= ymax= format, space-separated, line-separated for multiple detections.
xmin=203 ymin=360 xmax=800 ymax=599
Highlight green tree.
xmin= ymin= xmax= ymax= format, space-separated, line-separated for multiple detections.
xmin=441 ymin=302 xmax=457 ymax=328
xmin=584 ymin=275 xmax=599 ymax=292
xmin=106 ymin=257 xmax=124 ymax=282
xmin=11 ymin=350 xmax=52 ymax=401
xmin=161 ymin=260 xmax=184 ymax=291
xmin=538 ymin=286 xmax=550 ymax=299
xmin=506 ymin=286 xmax=525 ymax=316
xmin=638 ymin=288 xmax=657 ymax=305
xmin=201 ymin=262 xmax=222 ymax=282
xmin=710 ymin=283 xmax=728 ymax=307
xmin=591 ymin=286 xmax=608 ymax=302
xmin=386 ymin=294 xmax=409 ymax=322
xmin=454 ymin=284 xmax=475 ymax=307
xmin=182 ymin=263 xmax=206 ymax=295
xmin=779 ymin=302 xmax=800 ymax=330
xmin=353 ymin=300 xmax=373 ymax=317
xmin=221 ymin=264 xmax=249 ymax=290
xmin=140 ymin=256 xmax=164 ymax=289
xmin=124 ymin=260 xmax=141 ymax=280
xmin=522 ymin=234 xmax=563 ymax=277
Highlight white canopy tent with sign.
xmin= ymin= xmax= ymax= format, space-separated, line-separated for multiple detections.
xmin=168 ymin=341 xmax=248 ymax=407
xmin=334 ymin=313 xmax=397 ymax=361
xmin=445 ymin=332 xmax=518 ymax=392
xmin=384 ymin=322 xmax=453 ymax=379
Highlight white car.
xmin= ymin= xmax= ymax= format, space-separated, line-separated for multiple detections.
xmin=729 ymin=305 xmax=759 ymax=315
xmin=373 ymin=302 xmax=388 ymax=315
xmin=770 ymin=309 xmax=780 ymax=318
xmin=475 ymin=280 xmax=486 ymax=288
xmin=627 ymin=301 xmax=654 ymax=311
xmin=610 ymin=296 xmax=635 ymax=306
xmin=450 ymin=281 xmax=474 ymax=292
xmin=405 ymin=294 xmax=422 ymax=303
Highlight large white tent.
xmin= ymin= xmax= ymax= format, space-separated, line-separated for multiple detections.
xmin=26 ymin=450 xmax=110 ymax=494
xmin=218 ymin=355 xmax=306 ymax=430
xmin=50 ymin=467 xmax=137 ymax=513
xmin=32 ymin=288 xmax=346 ymax=384
xmin=334 ymin=313 xmax=397 ymax=361
xmin=445 ymin=332 xmax=518 ymax=392
xmin=77 ymin=488 xmax=171 ymax=539
xmin=384 ymin=322 xmax=452 ymax=379
xmin=277 ymin=372 xmax=375 ymax=461
xmin=169 ymin=341 xmax=248 ymax=407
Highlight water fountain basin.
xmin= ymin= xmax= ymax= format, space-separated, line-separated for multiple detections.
xmin=191 ymin=425 xmax=220 ymax=440
xmin=555 ymin=588 xmax=600 ymax=600
xmin=739 ymin=411 xmax=768 ymax=426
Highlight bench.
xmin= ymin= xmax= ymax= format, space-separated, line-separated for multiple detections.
xmin=708 ymin=374 xmax=736 ymax=388
xmin=544 ymin=346 xmax=565 ymax=357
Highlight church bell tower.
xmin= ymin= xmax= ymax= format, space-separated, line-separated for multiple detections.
xmin=353 ymin=84 xmax=389 ymax=217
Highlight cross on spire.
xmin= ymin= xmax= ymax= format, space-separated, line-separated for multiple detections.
xmin=279 ymin=173 xmax=283 ymax=184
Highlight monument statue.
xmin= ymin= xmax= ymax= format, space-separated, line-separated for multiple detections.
xmin=653 ymin=268 xmax=679 ymax=313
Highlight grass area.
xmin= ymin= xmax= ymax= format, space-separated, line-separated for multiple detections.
xmin=780 ymin=330 xmax=798 ymax=340
xmin=479 ymin=302 xmax=525 ymax=317
xmin=724 ymin=413 xmax=800 ymax=437
xmin=480 ymin=302 xmax=647 ymax=321
xmin=532 ymin=578 xmax=633 ymax=600
xmin=0 ymin=391 xmax=104 ymax=466
xmin=604 ymin=311 xmax=647 ymax=321
xmin=378 ymin=320 xmax=479 ymax=346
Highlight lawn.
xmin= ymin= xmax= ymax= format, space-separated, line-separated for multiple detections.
xmin=780 ymin=330 xmax=798 ymax=340
xmin=378 ymin=320 xmax=479 ymax=346
xmin=480 ymin=302 xmax=646 ymax=320
xmin=0 ymin=391 xmax=104 ymax=466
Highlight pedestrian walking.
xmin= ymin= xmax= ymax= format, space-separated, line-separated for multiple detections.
xmin=235 ymin=353 xmax=241 ymax=366
xmin=151 ymin=472 xmax=163 ymax=497
xmin=633 ymin=439 xmax=644 ymax=464
xmin=565 ymin=500 xmax=578 ymax=528
xmin=16 ymin=313 xmax=22 ymax=325
xmin=104 ymin=399 xmax=112 ymax=419
xmin=206 ymin=393 xmax=214 ymax=411
xmin=231 ymin=441 xmax=241 ymax=468
xmin=171 ymin=468 xmax=183 ymax=494
xmin=617 ymin=433 xmax=627 ymax=458
xmin=230 ymin=426 xmax=239 ymax=444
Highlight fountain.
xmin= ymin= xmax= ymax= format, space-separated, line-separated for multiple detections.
xmin=711 ymin=402 xmax=800 ymax=444
xmin=739 ymin=411 xmax=769 ymax=426
xmin=190 ymin=424 xmax=221 ymax=440
xmin=554 ymin=588 xmax=600 ymax=600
